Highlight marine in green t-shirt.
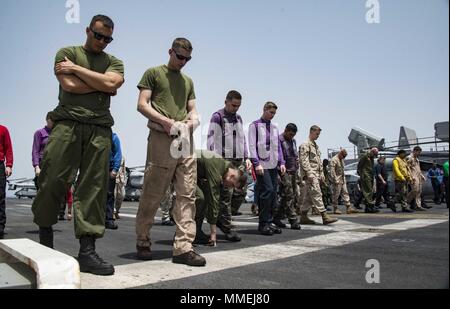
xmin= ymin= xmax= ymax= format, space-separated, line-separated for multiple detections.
xmin=32 ymin=15 xmax=124 ymax=277
xmin=138 ymin=65 xmax=195 ymax=122
xmin=135 ymin=38 xmax=203 ymax=266
xmin=136 ymin=40 xmax=199 ymax=136
xmin=195 ymin=150 xmax=247 ymax=246
xmin=52 ymin=45 xmax=124 ymax=126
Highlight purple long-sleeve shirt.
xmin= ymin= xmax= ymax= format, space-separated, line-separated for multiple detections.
xmin=32 ymin=126 xmax=51 ymax=167
xmin=207 ymin=109 xmax=249 ymax=160
xmin=280 ymin=134 xmax=298 ymax=172
xmin=248 ymin=118 xmax=285 ymax=170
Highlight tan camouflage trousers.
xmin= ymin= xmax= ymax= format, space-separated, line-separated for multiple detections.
xmin=332 ymin=182 xmax=351 ymax=207
xmin=407 ymin=178 xmax=422 ymax=208
xmin=300 ymin=176 xmax=327 ymax=213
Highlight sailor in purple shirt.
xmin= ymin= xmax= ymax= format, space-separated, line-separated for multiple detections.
xmin=32 ymin=113 xmax=54 ymax=186
xmin=206 ymin=90 xmax=251 ymax=242
xmin=207 ymin=98 xmax=250 ymax=165
xmin=248 ymin=102 xmax=286 ymax=236
xmin=273 ymin=123 xmax=302 ymax=230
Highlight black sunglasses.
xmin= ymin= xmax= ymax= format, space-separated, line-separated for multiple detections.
xmin=89 ymin=27 xmax=114 ymax=44
xmin=172 ymin=50 xmax=192 ymax=62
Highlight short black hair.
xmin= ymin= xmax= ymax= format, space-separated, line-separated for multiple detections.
xmin=285 ymin=123 xmax=298 ymax=133
xmin=397 ymin=150 xmax=407 ymax=156
xmin=226 ymin=90 xmax=242 ymax=101
xmin=46 ymin=112 xmax=53 ymax=121
xmin=377 ymin=156 xmax=386 ymax=162
xmin=413 ymin=146 xmax=422 ymax=152
xmin=90 ymin=15 xmax=114 ymax=30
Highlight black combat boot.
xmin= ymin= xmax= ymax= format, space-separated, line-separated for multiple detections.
xmin=77 ymin=236 xmax=115 ymax=276
xmin=224 ymin=230 xmax=242 ymax=242
xmin=387 ymin=201 xmax=397 ymax=213
xmin=365 ymin=205 xmax=379 ymax=214
xmin=269 ymin=223 xmax=283 ymax=234
xmin=289 ymin=219 xmax=302 ymax=230
xmin=272 ymin=218 xmax=287 ymax=228
xmin=402 ymin=207 xmax=414 ymax=213
xmin=354 ymin=204 xmax=363 ymax=210
xmin=193 ymin=230 xmax=211 ymax=245
xmin=39 ymin=227 xmax=54 ymax=248
xmin=259 ymin=224 xmax=274 ymax=236
xmin=105 ymin=221 xmax=118 ymax=230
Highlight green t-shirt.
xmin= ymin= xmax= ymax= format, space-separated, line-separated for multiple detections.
xmin=137 ymin=65 xmax=196 ymax=122
xmin=52 ymin=46 xmax=124 ymax=127
xmin=444 ymin=161 xmax=449 ymax=178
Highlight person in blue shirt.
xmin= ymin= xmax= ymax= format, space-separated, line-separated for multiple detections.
xmin=437 ymin=167 xmax=446 ymax=204
xmin=427 ymin=163 xmax=442 ymax=204
xmin=106 ymin=132 xmax=122 ymax=229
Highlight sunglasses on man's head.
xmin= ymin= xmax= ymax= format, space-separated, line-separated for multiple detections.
xmin=172 ymin=50 xmax=192 ymax=62
xmin=90 ymin=27 xmax=114 ymax=44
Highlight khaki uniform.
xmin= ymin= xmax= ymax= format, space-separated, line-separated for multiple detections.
xmin=299 ymin=140 xmax=326 ymax=213
xmin=330 ymin=154 xmax=351 ymax=207
xmin=136 ymin=64 xmax=197 ymax=257
xmin=406 ymin=155 xmax=424 ymax=208
xmin=136 ymin=130 xmax=196 ymax=256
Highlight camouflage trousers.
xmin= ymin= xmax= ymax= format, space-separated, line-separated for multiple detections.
xmin=321 ymin=182 xmax=332 ymax=207
xmin=407 ymin=178 xmax=423 ymax=208
xmin=332 ymin=182 xmax=351 ymax=207
xmin=160 ymin=183 xmax=175 ymax=221
xmin=114 ymin=181 xmax=125 ymax=213
xmin=275 ymin=173 xmax=300 ymax=222
xmin=395 ymin=180 xmax=408 ymax=208
xmin=299 ymin=175 xmax=327 ymax=213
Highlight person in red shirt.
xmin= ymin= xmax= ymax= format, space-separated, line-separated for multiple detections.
xmin=0 ymin=124 xmax=13 ymax=239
